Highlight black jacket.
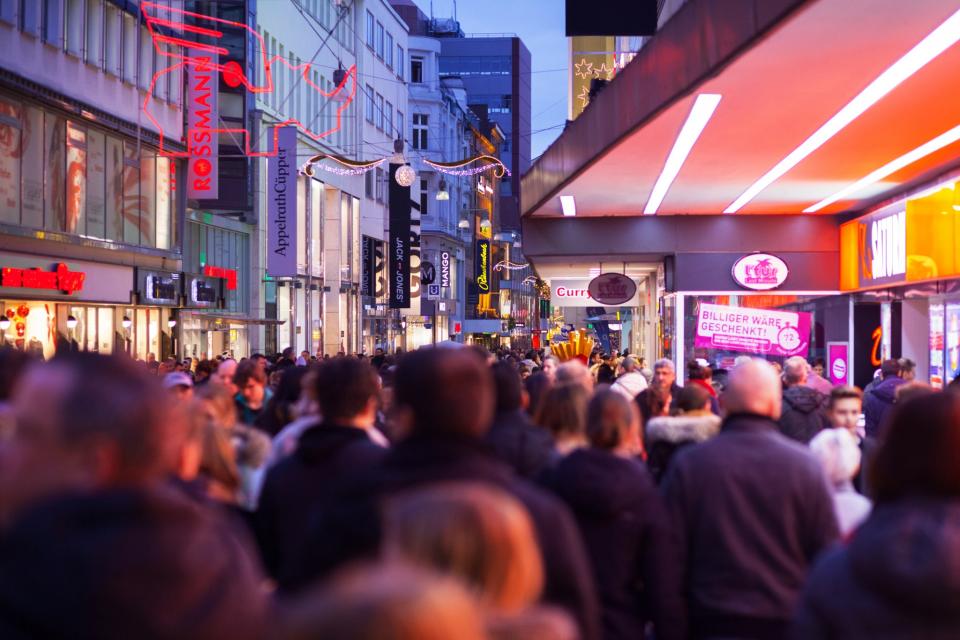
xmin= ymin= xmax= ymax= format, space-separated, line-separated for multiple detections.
xmin=485 ymin=409 xmax=554 ymax=479
xmin=0 ymin=486 xmax=267 ymax=640
xmin=863 ymin=375 xmax=905 ymax=437
xmin=662 ymin=414 xmax=839 ymax=639
xmin=795 ymin=499 xmax=960 ymax=639
xmin=256 ymin=423 xmax=386 ymax=580
xmin=636 ymin=383 xmax=682 ymax=423
xmin=778 ymin=385 xmax=830 ymax=444
xmin=294 ymin=433 xmax=602 ymax=640
xmin=547 ymin=448 xmax=686 ymax=640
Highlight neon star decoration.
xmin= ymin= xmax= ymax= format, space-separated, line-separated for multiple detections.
xmin=577 ymin=85 xmax=591 ymax=109
xmin=141 ymin=1 xmax=357 ymax=158
xmin=574 ymin=59 xmax=594 ymax=79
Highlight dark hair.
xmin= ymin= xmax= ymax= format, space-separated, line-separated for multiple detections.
xmin=872 ymin=391 xmax=960 ymax=503
xmin=676 ymin=383 xmax=710 ymax=413
xmin=898 ymin=357 xmax=916 ymax=374
xmin=881 ymin=358 xmax=902 ymax=378
xmin=257 ymin=366 xmax=312 ymax=436
xmin=828 ymin=385 xmax=863 ymax=409
xmin=313 ymin=358 xmax=380 ymax=423
xmin=234 ymin=359 xmax=267 ymax=387
xmin=687 ymin=360 xmax=707 ymax=381
xmin=523 ymin=372 xmax=551 ymax=418
xmin=394 ymin=347 xmax=493 ymax=438
xmin=637 ymin=386 xmax=671 ymax=422
xmin=41 ymin=352 xmax=177 ymax=481
xmin=194 ymin=359 xmax=216 ymax=380
xmin=491 ymin=361 xmax=523 ymax=413
xmin=586 ymin=388 xmax=636 ymax=450
xmin=535 ymin=382 xmax=588 ymax=440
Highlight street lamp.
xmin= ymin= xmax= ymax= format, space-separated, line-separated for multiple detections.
xmin=436 ymin=178 xmax=450 ymax=201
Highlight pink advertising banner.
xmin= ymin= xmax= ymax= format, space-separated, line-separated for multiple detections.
xmin=827 ymin=342 xmax=849 ymax=386
xmin=694 ymin=302 xmax=811 ymax=357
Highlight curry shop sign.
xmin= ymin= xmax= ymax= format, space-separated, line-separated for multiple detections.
xmin=550 ymin=279 xmax=640 ymax=308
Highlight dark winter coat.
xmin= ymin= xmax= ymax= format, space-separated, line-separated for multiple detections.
xmin=485 ymin=409 xmax=555 ymax=479
xmin=256 ymin=423 xmax=387 ymax=580
xmin=636 ymin=383 xmax=682 ymax=423
xmin=0 ymin=486 xmax=267 ymax=640
xmin=644 ymin=413 xmax=722 ymax=484
xmin=547 ymin=448 xmax=686 ymax=640
xmin=778 ymin=385 xmax=831 ymax=444
xmin=662 ymin=414 xmax=839 ymax=640
xmin=794 ymin=499 xmax=960 ymax=639
xmin=293 ymin=433 xmax=602 ymax=640
xmin=863 ymin=375 xmax=905 ymax=437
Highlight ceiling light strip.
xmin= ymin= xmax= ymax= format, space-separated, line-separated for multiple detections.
xmin=724 ymin=8 xmax=960 ymax=214
xmin=644 ymin=93 xmax=722 ymax=214
xmin=805 ymin=123 xmax=960 ymax=212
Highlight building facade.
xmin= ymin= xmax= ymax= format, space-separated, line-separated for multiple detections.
xmin=0 ymin=0 xmax=184 ymax=361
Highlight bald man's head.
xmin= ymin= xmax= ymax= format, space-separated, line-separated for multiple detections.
xmin=722 ymin=359 xmax=782 ymax=419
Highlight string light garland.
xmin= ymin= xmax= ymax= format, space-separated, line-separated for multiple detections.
xmin=493 ymin=260 xmax=530 ymax=272
xmin=424 ymin=155 xmax=511 ymax=178
xmin=300 ymin=154 xmax=386 ymax=177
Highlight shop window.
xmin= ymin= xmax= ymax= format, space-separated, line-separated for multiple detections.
xmin=138 ymin=149 xmax=156 ymax=246
xmin=0 ymin=301 xmax=56 ymax=359
xmin=21 ymin=105 xmax=43 ymax=227
xmin=105 ymin=135 xmax=123 ymax=241
xmin=43 ymin=112 xmax=66 ymax=232
xmin=65 ymin=121 xmax=86 ymax=235
xmin=122 ymin=141 xmax=139 ymax=245
xmin=0 ymin=97 xmax=21 ymax=223
xmin=86 ymin=128 xmax=106 ymax=238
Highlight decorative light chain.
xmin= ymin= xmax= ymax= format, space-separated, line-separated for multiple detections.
xmin=493 ymin=260 xmax=530 ymax=272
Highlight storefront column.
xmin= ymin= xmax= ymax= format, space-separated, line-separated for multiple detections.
xmin=673 ymin=294 xmax=685 ymax=374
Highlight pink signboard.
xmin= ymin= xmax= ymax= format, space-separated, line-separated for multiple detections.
xmin=695 ymin=302 xmax=811 ymax=357
xmin=827 ymin=342 xmax=849 ymax=386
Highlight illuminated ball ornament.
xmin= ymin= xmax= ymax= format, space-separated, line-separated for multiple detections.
xmin=395 ymin=165 xmax=416 ymax=188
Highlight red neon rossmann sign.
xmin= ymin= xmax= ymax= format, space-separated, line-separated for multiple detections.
xmin=141 ymin=1 xmax=357 ymax=158
xmin=1 ymin=264 xmax=85 ymax=294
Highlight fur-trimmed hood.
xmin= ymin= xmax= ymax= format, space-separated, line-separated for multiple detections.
xmin=645 ymin=413 xmax=721 ymax=445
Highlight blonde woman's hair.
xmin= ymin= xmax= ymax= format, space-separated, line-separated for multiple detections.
xmin=279 ymin=563 xmax=486 ymax=640
xmin=383 ymin=482 xmax=544 ymax=613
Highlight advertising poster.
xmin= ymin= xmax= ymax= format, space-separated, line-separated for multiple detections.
xmin=827 ymin=342 xmax=849 ymax=386
xmin=946 ymin=303 xmax=960 ymax=384
xmin=930 ymin=303 xmax=944 ymax=388
xmin=267 ymin=126 xmax=297 ymax=277
xmin=694 ymin=302 xmax=812 ymax=357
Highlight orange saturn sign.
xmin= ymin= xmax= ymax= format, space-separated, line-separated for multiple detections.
xmin=840 ymin=182 xmax=960 ymax=291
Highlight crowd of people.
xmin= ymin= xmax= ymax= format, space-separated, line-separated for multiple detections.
xmin=0 ymin=342 xmax=957 ymax=639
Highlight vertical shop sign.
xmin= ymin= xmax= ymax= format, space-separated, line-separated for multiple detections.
xmin=389 ymin=164 xmax=411 ymax=308
xmin=267 ymin=126 xmax=297 ymax=277
xmin=827 ymin=342 xmax=849 ymax=386
xmin=361 ymin=235 xmax=376 ymax=297
xmin=930 ymin=303 xmax=945 ymax=388
xmin=440 ymin=251 xmax=451 ymax=288
xmin=946 ymin=303 xmax=960 ymax=384
xmin=475 ymin=239 xmax=491 ymax=293
xmin=186 ymin=49 xmax=219 ymax=199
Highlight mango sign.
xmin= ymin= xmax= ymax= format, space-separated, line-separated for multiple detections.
xmin=694 ymin=302 xmax=811 ymax=357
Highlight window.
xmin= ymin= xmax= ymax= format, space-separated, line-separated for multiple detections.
xmin=365 ymin=84 xmax=374 ymax=123
xmin=122 ymin=12 xmax=136 ymax=84
xmin=85 ymin=0 xmax=103 ymax=68
xmin=375 ymin=167 xmax=383 ymax=203
xmin=385 ymin=32 xmax=393 ymax=69
xmin=0 ymin=97 xmax=21 ymax=222
xmin=397 ymin=46 xmax=404 ymax=80
xmin=21 ymin=0 xmax=40 ymax=34
xmin=43 ymin=0 xmax=63 ymax=47
xmin=411 ymin=56 xmax=423 ymax=84
xmin=43 ymin=112 xmax=65 ymax=232
xmin=139 ymin=26 xmax=153 ymax=90
xmin=375 ymin=22 xmax=384 ymax=60
xmin=365 ymin=170 xmax=373 ymax=199
xmin=384 ymin=101 xmax=393 ymax=138
xmin=0 ymin=0 xmax=15 ymax=24
xmin=420 ymin=177 xmax=428 ymax=218
xmin=412 ymin=113 xmax=428 ymax=150
xmin=396 ymin=111 xmax=404 ymax=144
xmin=65 ymin=0 xmax=83 ymax=56
xmin=375 ymin=93 xmax=383 ymax=130
xmin=365 ymin=10 xmax=374 ymax=48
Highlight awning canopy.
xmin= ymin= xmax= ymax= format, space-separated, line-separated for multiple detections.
xmin=523 ymin=0 xmax=960 ymax=219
